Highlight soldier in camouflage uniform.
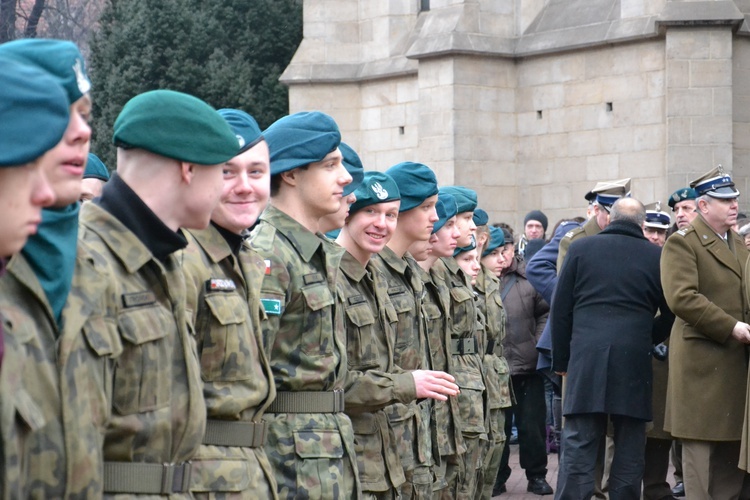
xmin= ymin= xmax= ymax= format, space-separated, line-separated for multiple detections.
xmin=0 ymin=40 xmax=108 ymax=498
xmin=338 ymin=171 xmax=459 ymax=499
xmin=369 ymin=162 xmax=441 ymax=500
xmin=73 ymin=90 xmax=239 ymax=497
xmin=250 ymin=111 xmax=359 ymax=499
xmin=181 ymin=109 xmax=278 ymax=498
xmin=431 ymin=186 xmax=487 ymax=500
xmin=476 ymin=226 xmax=513 ymax=500
xmin=412 ymin=192 xmax=467 ymax=499
xmin=0 ymin=55 xmax=66 ymax=498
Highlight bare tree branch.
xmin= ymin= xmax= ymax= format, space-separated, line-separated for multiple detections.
xmin=23 ymin=0 xmax=44 ymax=37
xmin=0 ymin=0 xmax=18 ymax=42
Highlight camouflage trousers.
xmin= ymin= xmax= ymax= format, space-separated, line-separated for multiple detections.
xmin=351 ymin=411 xmax=404 ymax=496
xmin=477 ymin=409 xmax=506 ymax=500
xmin=456 ymin=435 xmax=484 ymax=500
xmin=433 ymin=453 xmax=461 ymax=500
xmin=263 ymin=412 xmax=360 ymax=500
xmin=386 ymin=399 xmax=434 ymax=500
xmin=190 ymin=443 xmax=278 ymax=499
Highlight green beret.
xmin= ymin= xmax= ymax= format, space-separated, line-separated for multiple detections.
xmin=473 ymin=208 xmax=489 ymax=226
xmin=349 ymin=171 xmax=400 ymax=215
xmin=340 ymin=142 xmax=365 ymax=196
xmin=482 ymin=226 xmax=505 ymax=257
xmin=0 ymin=39 xmax=90 ymax=104
xmin=667 ymin=187 xmax=698 ymax=209
xmin=84 ymin=153 xmax=110 ymax=181
xmin=385 ymin=162 xmax=439 ymax=212
xmin=433 ymin=192 xmax=458 ymax=234
xmin=439 ymin=186 xmax=477 ymax=214
xmin=218 ymin=108 xmax=263 ymax=154
xmin=0 ymin=56 xmax=69 ymax=167
xmin=454 ymin=235 xmax=477 ymax=257
xmin=113 ymin=90 xmax=239 ymax=165
xmin=264 ymin=111 xmax=341 ymax=175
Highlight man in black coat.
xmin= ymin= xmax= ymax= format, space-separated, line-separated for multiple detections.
xmin=551 ymin=198 xmax=674 ymax=500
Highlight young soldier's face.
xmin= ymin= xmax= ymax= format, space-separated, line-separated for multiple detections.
xmin=430 ymin=217 xmax=460 ymax=258
xmin=319 ymin=192 xmax=356 ymax=234
xmin=481 ymin=247 xmax=506 ymax=277
xmin=79 ymin=178 xmax=105 ymax=202
xmin=296 ymin=148 xmax=351 ymax=218
xmin=212 ymin=140 xmax=270 ymax=234
xmin=454 ymin=211 xmax=476 ymax=247
xmin=345 ymin=200 xmax=400 ymax=256
xmin=43 ymin=95 xmax=91 ymax=207
xmin=396 ymin=195 xmax=439 ymax=244
xmin=455 ymin=248 xmax=481 ymax=286
xmin=0 ymin=160 xmax=55 ymax=256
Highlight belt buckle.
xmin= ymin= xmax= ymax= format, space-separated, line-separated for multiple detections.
xmin=162 ymin=462 xmax=192 ymax=494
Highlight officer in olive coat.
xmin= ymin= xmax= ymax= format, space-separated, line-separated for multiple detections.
xmin=661 ymin=167 xmax=750 ymax=499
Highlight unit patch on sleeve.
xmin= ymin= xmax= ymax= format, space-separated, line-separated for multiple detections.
xmin=261 ymin=298 xmax=282 ymax=315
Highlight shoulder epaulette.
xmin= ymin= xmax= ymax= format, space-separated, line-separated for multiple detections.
xmin=675 ymin=227 xmax=691 ymax=237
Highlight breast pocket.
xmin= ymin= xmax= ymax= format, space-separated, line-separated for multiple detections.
xmin=450 ymin=286 xmax=475 ymax=337
xmin=345 ymin=304 xmax=380 ymax=370
xmin=201 ymin=293 xmax=253 ymax=382
xmin=299 ymin=283 xmax=335 ymax=355
xmin=114 ymin=306 xmax=174 ymax=415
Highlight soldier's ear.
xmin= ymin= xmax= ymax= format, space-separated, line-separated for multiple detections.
xmin=179 ymin=161 xmax=194 ymax=184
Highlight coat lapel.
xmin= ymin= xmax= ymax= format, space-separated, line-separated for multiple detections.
xmin=694 ymin=216 xmax=741 ymax=277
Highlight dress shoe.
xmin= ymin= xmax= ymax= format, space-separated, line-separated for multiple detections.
xmin=527 ymin=477 xmax=553 ymax=495
xmin=672 ymin=482 xmax=685 ymax=497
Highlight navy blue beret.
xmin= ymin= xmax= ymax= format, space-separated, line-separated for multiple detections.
xmin=482 ymin=226 xmax=506 ymax=257
xmin=385 ymin=161 xmax=438 ymax=212
xmin=84 ymin=153 xmax=110 ymax=181
xmin=433 ymin=192 xmax=458 ymax=234
xmin=439 ymin=186 xmax=477 ymax=213
xmin=0 ymin=56 xmax=69 ymax=167
xmin=0 ymin=38 xmax=90 ymax=105
xmin=349 ymin=171 xmax=400 ymax=215
xmin=340 ymin=142 xmax=365 ymax=197
xmin=264 ymin=111 xmax=341 ymax=176
xmin=218 ymin=108 xmax=263 ymax=154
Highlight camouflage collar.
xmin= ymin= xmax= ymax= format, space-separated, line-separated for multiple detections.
xmin=376 ymin=245 xmax=408 ymax=274
xmin=339 ymin=251 xmax=367 ymax=282
xmin=186 ymin=225 xmax=233 ymax=265
xmin=260 ymin=205 xmax=321 ymax=263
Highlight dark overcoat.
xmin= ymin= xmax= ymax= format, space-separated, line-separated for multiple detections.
xmin=551 ymin=220 xmax=673 ymax=420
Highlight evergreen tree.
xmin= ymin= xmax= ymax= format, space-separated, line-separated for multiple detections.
xmin=88 ymin=0 xmax=302 ymax=167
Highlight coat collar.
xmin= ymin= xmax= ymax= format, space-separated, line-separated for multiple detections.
xmin=692 ymin=214 xmax=742 ymax=277
xmin=259 ymin=205 xmax=322 ymax=263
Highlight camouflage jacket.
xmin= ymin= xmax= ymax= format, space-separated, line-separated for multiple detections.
xmin=338 ymin=250 xmax=410 ymax=492
xmin=475 ymin=267 xmax=512 ymax=444
xmin=250 ymin=205 xmax=359 ymax=500
xmin=182 ymin=225 xmax=277 ymax=498
xmin=414 ymin=263 xmax=464 ymax=458
xmin=434 ymin=258 xmax=487 ymax=436
xmin=0 ymin=248 xmax=108 ymax=498
xmin=77 ymin=201 xmax=206 ymax=498
xmin=369 ymin=249 xmax=433 ymax=472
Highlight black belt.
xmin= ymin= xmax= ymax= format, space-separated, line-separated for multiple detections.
xmin=267 ymin=389 xmax=345 ymax=413
xmin=103 ymin=461 xmax=191 ymax=494
xmin=451 ymin=337 xmax=479 ymax=355
xmin=203 ymin=419 xmax=268 ymax=448
xmin=486 ymin=339 xmax=503 ymax=356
